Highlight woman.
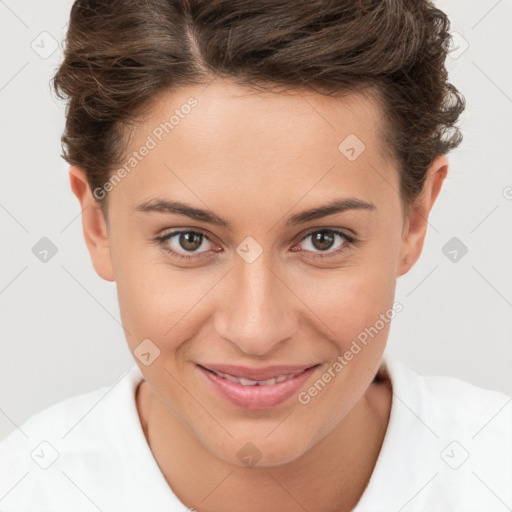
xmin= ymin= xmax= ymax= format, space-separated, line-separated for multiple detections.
xmin=1 ymin=0 xmax=510 ymax=511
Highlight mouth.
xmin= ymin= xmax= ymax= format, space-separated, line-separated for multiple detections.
xmin=196 ymin=363 xmax=320 ymax=410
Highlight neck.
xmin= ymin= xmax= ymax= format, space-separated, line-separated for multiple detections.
xmin=136 ymin=370 xmax=392 ymax=512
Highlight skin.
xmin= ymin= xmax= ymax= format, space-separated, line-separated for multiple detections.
xmin=69 ymin=78 xmax=447 ymax=512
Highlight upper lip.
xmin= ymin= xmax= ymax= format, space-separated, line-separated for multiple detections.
xmin=198 ymin=363 xmax=317 ymax=381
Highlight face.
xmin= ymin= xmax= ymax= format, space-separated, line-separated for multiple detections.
xmin=71 ymin=78 xmax=446 ymax=467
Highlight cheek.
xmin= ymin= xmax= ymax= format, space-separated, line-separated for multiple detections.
xmin=292 ymin=252 xmax=397 ymax=341
xmin=115 ymin=253 xmax=224 ymax=356
xmin=290 ymin=263 xmax=397 ymax=438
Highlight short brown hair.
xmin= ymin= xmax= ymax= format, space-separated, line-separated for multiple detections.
xmin=53 ymin=0 xmax=465 ymax=212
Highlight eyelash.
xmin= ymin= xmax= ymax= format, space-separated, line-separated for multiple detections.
xmin=154 ymin=228 xmax=357 ymax=262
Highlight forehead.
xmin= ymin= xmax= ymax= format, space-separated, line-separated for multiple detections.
xmin=113 ymin=79 xmax=397 ymax=210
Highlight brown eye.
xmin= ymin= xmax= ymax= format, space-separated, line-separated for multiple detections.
xmin=310 ymin=231 xmax=336 ymax=251
xmin=296 ymin=229 xmax=355 ymax=259
xmin=178 ymin=232 xmax=203 ymax=251
xmin=157 ymin=230 xmax=215 ymax=259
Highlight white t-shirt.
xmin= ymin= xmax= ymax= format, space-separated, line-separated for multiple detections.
xmin=0 ymin=358 xmax=511 ymax=512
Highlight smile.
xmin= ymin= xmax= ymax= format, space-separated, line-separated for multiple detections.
xmin=204 ymin=367 xmax=306 ymax=386
xmin=196 ymin=363 xmax=319 ymax=410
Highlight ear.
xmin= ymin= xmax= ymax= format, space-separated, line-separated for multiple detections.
xmin=397 ymin=155 xmax=448 ymax=277
xmin=69 ymin=166 xmax=115 ymax=282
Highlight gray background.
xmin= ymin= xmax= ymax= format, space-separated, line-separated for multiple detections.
xmin=1 ymin=0 xmax=511 ymax=442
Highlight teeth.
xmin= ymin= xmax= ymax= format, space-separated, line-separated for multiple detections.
xmin=212 ymin=369 xmax=304 ymax=386
xmin=258 ymin=377 xmax=277 ymax=386
xmin=222 ymin=373 xmax=241 ymax=384
xmin=239 ymin=377 xmax=264 ymax=386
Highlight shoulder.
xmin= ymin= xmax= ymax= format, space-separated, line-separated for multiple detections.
xmin=384 ymin=358 xmax=512 ymax=437
xmin=0 ymin=366 xmax=144 ymax=511
xmin=1 ymin=365 xmax=141 ymax=446
xmin=0 ymin=378 xmax=114 ymax=460
xmin=367 ymin=358 xmax=512 ymax=511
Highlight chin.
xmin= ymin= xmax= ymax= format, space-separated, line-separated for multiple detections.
xmin=203 ymin=431 xmax=313 ymax=469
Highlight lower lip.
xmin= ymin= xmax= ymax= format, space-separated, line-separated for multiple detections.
xmin=197 ymin=365 xmax=318 ymax=410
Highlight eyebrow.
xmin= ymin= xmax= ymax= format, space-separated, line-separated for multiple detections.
xmin=135 ymin=197 xmax=376 ymax=228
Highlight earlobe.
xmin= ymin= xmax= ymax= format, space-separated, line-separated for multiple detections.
xmin=396 ymin=155 xmax=449 ymax=278
xmin=69 ymin=166 xmax=116 ymax=282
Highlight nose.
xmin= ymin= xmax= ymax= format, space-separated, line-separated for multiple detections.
xmin=213 ymin=251 xmax=298 ymax=356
